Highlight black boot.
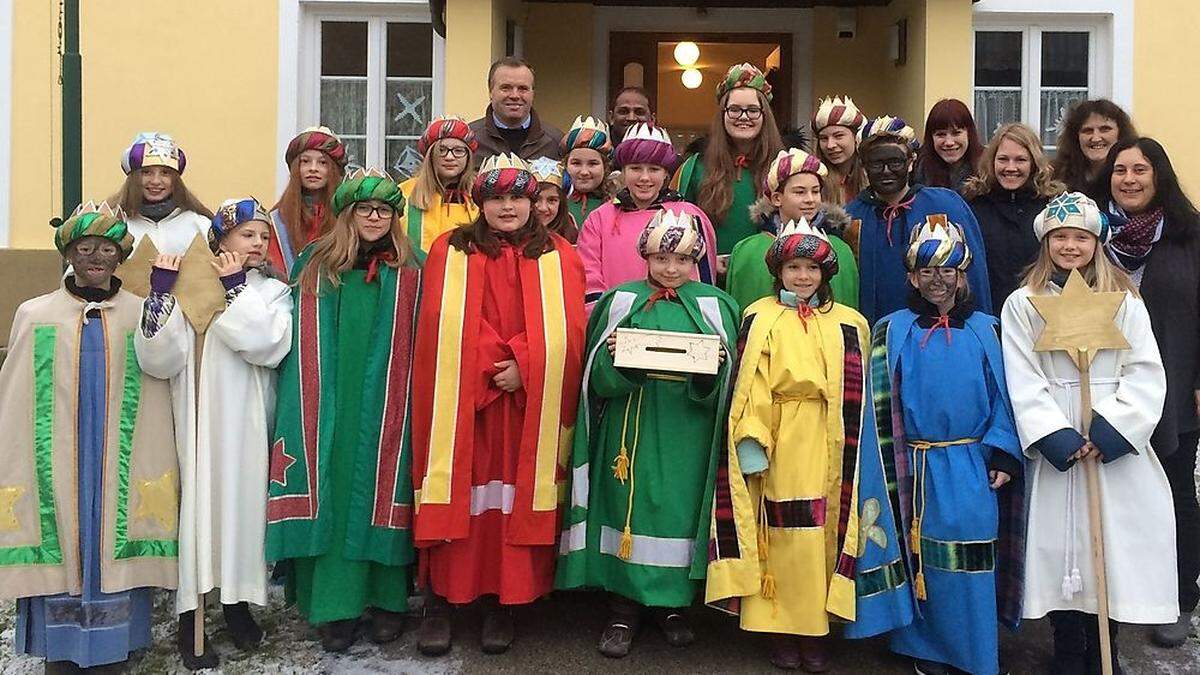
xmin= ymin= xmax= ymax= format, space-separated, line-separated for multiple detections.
xmin=417 ymin=593 xmax=453 ymax=656
xmin=1083 ymin=615 xmax=1122 ymax=675
xmin=318 ymin=618 xmax=359 ymax=653
xmin=177 ymin=610 xmax=219 ymax=671
xmin=223 ymin=601 xmax=265 ymax=651
xmin=1049 ymin=611 xmax=1087 ymax=675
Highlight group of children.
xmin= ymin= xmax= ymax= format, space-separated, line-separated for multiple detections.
xmin=0 ymin=62 xmax=1179 ymax=675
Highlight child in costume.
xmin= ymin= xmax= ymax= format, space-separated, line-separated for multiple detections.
xmin=577 ymin=123 xmax=718 ymax=311
xmin=558 ymin=209 xmax=740 ymax=659
xmin=859 ymin=216 xmax=1025 ymax=675
xmin=562 ymin=116 xmax=614 ymax=225
xmin=675 ymin=63 xmax=784 ymax=258
xmin=1001 ymin=192 xmax=1176 ymax=673
xmin=530 ymin=156 xmax=579 ymax=242
xmin=265 ymin=169 xmax=420 ymax=653
xmin=112 ymin=132 xmax=212 ymax=255
xmin=726 ymin=147 xmax=858 ymax=312
xmin=706 ymin=218 xmax=871 ymax=671
xmin=0 ymin=202 xmax=178 ymax=672
xmin=847 ymin=116 xmax=992 ymax=323
xmin=135 ymin=197 xmax=293 ymax=669
xmin=399 ymin=117 xmax=480 ymax=263
xmin=812 ymin=96 xmax=868 ymax=207
xmin=410 ymin=153 xmax=585 ymax=656
xmin=269 ymin=126 xmax=348 ymax=274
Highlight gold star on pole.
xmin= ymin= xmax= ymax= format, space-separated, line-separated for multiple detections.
xmin=0 ymin=486 xmax=25 ymax=532
xmin=135 ymin=470 xmax=178 ymax=533
xmin=1028 ymin=268 xmax=1130 ymax=369
xmin=118 ymin=235 xmax=224 ymax=334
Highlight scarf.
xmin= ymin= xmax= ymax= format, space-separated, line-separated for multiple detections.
xmin=778 ymin=289 xmax=821 ymax=332
xmin=355 ymin=238 xmax=397 ymax=282
xmin=140 ymin=197 xmax=177 ymax=222
xmin=614 ymin=187 xmax=683 ymax=213
xmin=644 ymin=286 xmax=680 ymax=310
xmin=66 ymin=275 xmax=121 ymax=303
xmin=1108 ymin=204 xmax=1163 ymax=271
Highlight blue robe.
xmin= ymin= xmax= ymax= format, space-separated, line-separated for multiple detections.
xmin=16 ymin=314 xmax=154 ymax=667
xmin=847 ymin=185 xmax=993 ymax=323
xmin=858 ymin=306 xmax=1025 ymax=675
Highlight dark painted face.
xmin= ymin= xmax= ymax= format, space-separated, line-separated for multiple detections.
xmin=65 ymin=235 xmax=122 ymax=289
xmin=863 ymin=142 xmax=912 ymax=197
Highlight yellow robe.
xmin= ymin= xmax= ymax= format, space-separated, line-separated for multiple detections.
xmin=398 ymin=177 xmax=479 ymax=261
xmin=707 ymin=297 xmax=869 ymax=635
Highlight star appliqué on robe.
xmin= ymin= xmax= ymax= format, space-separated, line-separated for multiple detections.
xmin=270 ymin=439 xmax=297 ymax=488
xmin=135 ymin=470 xmax=178 ymax=533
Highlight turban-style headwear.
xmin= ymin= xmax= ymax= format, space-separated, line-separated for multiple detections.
xmin=54 ymin=201 xmax=133 ymax=259
xmin=285 ymin=126 xmax=347 ymax=167
xmin=472 ymin=153 xmax=539 ymax=204
xmin=812 ymin=96 xmax=866 ymax=134
xmin=717 ymin=62 xmax=773 ymax=102
xmin=637 ymin=209 xmax=706 ymax=261
xmin=905 ymin=214 xmax=972 ymax=271
xmin=765 ymin=148 xmax=828 ymax=195
xmin=209 ymin=197 xmax=272 ymax=251
xmin=332 ymin=168 xmax=405 ymax=215
xmin=612 ymin=123 xmax=678 ymax=173
xmin=417 ymin=117 xmax=479 ymax=156
xmin=561 ymin=116 xmax=613 ymax=156
xmin=859 ymin=115 xmax=919 ymax=152
xmin=1033 ymin=191 xmax=1113 ymax=243
xmin=766 ymin=218 xmax=838 ymax=278
xmin=121 ymin=132 xmax=186 ymax=175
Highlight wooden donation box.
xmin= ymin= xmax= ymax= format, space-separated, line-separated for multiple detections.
xmin=612 ymin=328 xmax=721 ymax=375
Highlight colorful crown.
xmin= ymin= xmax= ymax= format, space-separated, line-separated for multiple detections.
xmin=121 ymin=132 xmax=186 ymax=175
xmin=332 ymin=168 xmax=404 ymax=215
xmin=905 ymin=214 xmax=972 ymax=271
xmin=473 ymin=153 xmax=539 ymax=203
xmin=613 ymin=123 xmax=678 ymax=171
xmin=765 ymin=148 xmax=828 ymax=195
xmin=717 ymin=62 xmax=773 ymax=101
xmin=812 ymin=95 xmax=866 ymax=133
xmin=285 ymin=125 xmax=347 ymax=167
xmin=637 ymin=208 xmax=706 ymax=261
xmin=209 ymin=197 xmax=272 ymax=251
xmin=55 ymin=200 xmax=133 ymax=257
xmin=561 ymin=116 xmax=613 ymax=155
xmin=859 ymin=115 xmax=919 ymax=151
xmin=1034 ymin=192 xmax=1112 ymax=243
xmin=766 ymin=217 xmax=839 ymax=278
xmin=417 ymin=116 xmax=478 ymax=156
xmin=529 ymin=157 xmax=565 ymax=188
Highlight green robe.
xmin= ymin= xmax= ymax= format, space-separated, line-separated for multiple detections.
xmin=556 ymin=280 xmax=740 ymax=607
xmin=267 ymin=251 xmax=419 ymax=625
xmin=567 ymin=193 xmax=606 ymax=228
xmin=725 ymin=231 xmax=859 ymax=313
xmin=675 ymin=155 xmax=759 ymax=256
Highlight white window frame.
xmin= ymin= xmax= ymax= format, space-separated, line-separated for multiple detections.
xmin=279 ymin=0 xmax=443 ymax=186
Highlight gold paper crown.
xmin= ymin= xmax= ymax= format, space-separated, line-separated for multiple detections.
xmin=344 ymin=167 xmax=390 ymax=181
xmin=569 ymin=115 xmax=609 ymax=135
xmin=778 ymin=217 xmax=831 ymax=245
xmin=71 ymin=199 xmax=127 ymax=221
xmin=479 ymin=153 xmax=533 ymax=174
xmin=648 ymin=208 xmax=699 ymax=232
xmin=528 ymin=157 xmax=564 ymax=187
xmin=622 ymin=123 xmax=673 ymax=146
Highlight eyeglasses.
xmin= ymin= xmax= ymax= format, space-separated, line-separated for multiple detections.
xmin=352 ymin=203 xmax=396 ymax=219
xmin=917 ymin=268 xmax=960 ymax=281
xmin=724 ymin=106 xmax=764 ymax=121
xmin=435 ymin=145 xmax=470 ymax=159
xmin=865 ymin=159 xmax=909 ymax=173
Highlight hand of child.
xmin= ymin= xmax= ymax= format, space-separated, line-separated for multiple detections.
xmin=606 ymin=334 xmax=617 ymax=356
xmin=153 ymin=254 xmax=183 ymax=271
xmin=493 ymin=359 xmax=522 ymax=392
xmin=716 ymin=254 xmax=730 ymax=275
xmin=1069 ymin=441 xmax=1099 ymax=462
xmin=988 ymin=470 xmax=1011 ymax=489
xmin=211 ymin=251 xmax=247 ymax=277
xmin=718 ymin=345 xmax=727 ymax=363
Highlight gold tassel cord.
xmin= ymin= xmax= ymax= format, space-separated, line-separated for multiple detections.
xmin=904 ymin=437 xmax=978 ymax=602
xmin=617 ymin=387 xmax=644 ymax=561
xmin=612 ymin=390 xmax=636 ymax=482
xmin=756 ymin=477 xmax=778 ymax=608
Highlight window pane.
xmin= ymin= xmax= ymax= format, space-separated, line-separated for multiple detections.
xmin=1041 ymin=32 xmax=1088 ymax=88
xmin=974 ymin=31 xmax=1022 ymax=87
xmin=387 ymin=80 xmax=433 ymax=137
xmin=1041 ymin=89 xmax=1089 ymax=147
xmin=321 ymin=22 xmax=367 ymax=76
xmin=320 ymin=79 xmax=367 ymax=136
xmin=387 ymin=139 xmax=424 ymax=180
xmin=341 ymin=137 xmax=367 ymax=171
xmin=387 ymin=22 xmax=433 ymax=77
xmin=974 ymin=89 xmax=1022 ymax=142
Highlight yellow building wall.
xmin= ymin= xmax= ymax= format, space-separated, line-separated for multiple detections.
xmin=523 ymin=2 xmax=594 ymax=131
xmin=1133 ymin=0 xmax=1199 ymax=191
xmin=444 ymin=0 xmax=525 ymax=119
xmin=810 ymin=8 xmax=893 ymax=122
xmin=8 ymin=1 xmax=61 ymax=248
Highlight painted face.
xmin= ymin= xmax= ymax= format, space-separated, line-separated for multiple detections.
xmin=933 ymin=126 xmax=970 ymax=165
xmin=432 ymin=138 xmax=470 ymax=184
xmin=908 ymin=267 xmax=961 ymax=309
xmin=646 ymin=252 xmax=694 ymax=290
xmin=220 ymin=219 xmax=272 ymax=266
xmin=482 ymin=194 xmax=532 ymax=233
xmin=1111 ymin=146 xmax=1156 ymax=215
xmin=351 ymin=199 xmax=395 ymax=243
xmin=298 ymin=149 xmax=332 ymax=190
xmin=489 ymin=65 xmax=534 ymax=127
xmin=723 ymin=88 xmax=764 ymax=146
xmin=139 ymin=165 xmax=176 ymax=203
xmin=608 ymin=90 xmax=653 ymax=141
xmin=533 ymin=184 xmax=561 ymax=228
xmin=1047 ymin=228 xmax=1098 ymax=271
xmin=66 ymin=235 xmax=122 ymax=289
xmin=817 ymin=126 xmax=856 ymax=168
xmin=779 ymin=257 xmax=822 ymax=302
xmin=621 ymin=163 xmax=668 ymax=207
xmin=1078 ymin=113 xmax=1120 ymax=166
xmin=994 ymin=137 xmax=1032 ymax=191
xmin=863 ymin=143 xmax=911 ymax=197
xmin=566 ymin=148 xmax=606 ymax=193
xmin=772 ymin=172 xmax=823 ymax=222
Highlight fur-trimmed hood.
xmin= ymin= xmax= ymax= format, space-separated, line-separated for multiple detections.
xmin=748 ymin=199 xmax=850 ymax=236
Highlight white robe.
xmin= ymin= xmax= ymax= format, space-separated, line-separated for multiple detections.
xmin=134 ymin=270 xmax=293 ymax=613
xmin=1001 ymin=285 xmax=1178 ymax=624
xmin=126 ymin=208 xmax=210 ymax=255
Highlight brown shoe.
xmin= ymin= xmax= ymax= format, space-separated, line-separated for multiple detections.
xmin=318 ymin=618 xmax=359 ymax=653
xmin=653 ymin=610 xmax=694 ymax=647
xmin=369 ymin=608 xmax=406 ymax=644
xmin=770 ymin=634 xmax=803 ymax=670
xmin=480 ymin=606 xmax=514 ymax=654
xmin=798 ymin=636 xmax=830 ymax=673
xmin=417 ymin=595 xmax=452 ymax=657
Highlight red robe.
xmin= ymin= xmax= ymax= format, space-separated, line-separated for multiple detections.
xmin=412 ymin=232 xmax=585 ymax=604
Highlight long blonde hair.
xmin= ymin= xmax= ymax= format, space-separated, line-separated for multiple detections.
xmin=296 ymin=205 xmax=416 ymax=295
xmin=1020 ymin=233 xmax=1138 ymax=296
xmin=407 ymin=140 xmax=478 ymax=211
xmin=110 ymin=170 xmax=213 ymax=219
xmin=962 ymin=123 xmax=1066 ymax=200
xmin=697 ymin=89 xmax=783 ymax=222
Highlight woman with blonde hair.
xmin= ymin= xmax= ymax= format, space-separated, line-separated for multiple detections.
xmin=112 ymin=132 xmax=213 ymax=255
xmin=399 ymin=117 xmax=480 ymax=263
xmin=266 ymin=169 xmax=420 ymax=653
xmin=965 ymin=122 xmax=1067 ymax=305
xmin=675 ymin=63 xmax=784 ymax=260
xmin=268 ymin=126 xmax=347 ymax=274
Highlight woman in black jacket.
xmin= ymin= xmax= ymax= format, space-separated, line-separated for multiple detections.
xmin=965 ymin=122 xmax=1066 ymax=307
xmin=1093 ymin=137 xmax=1200 ymax=648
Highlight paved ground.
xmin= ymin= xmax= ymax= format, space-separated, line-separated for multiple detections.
xmin=1 ymin=588 xmax=1197 ymax=674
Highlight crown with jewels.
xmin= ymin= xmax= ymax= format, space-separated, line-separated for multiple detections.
xmin=905 ymin=214 xmax=972 ymax=271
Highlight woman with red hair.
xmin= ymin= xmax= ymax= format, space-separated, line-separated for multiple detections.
xmin=268 ymin=126 xmax=348 ymax=275
xmin=914 ymin=99 xmax=983 ymax=194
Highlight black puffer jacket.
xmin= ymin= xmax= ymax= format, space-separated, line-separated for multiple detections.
xmin=969 ymin=186 xmax=1048 ymax=308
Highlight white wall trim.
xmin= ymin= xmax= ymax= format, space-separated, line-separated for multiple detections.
xmin=591 ymin=6 xmax=813 ymax=129
xmin=277 ymin=0 xmax=301 ymax=197
xmin=973 ymin=0 xmax=1134 ymax=113
xmin=0 ymin=0 xmax=14 ymax=246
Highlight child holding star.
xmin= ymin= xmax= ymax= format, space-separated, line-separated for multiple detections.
xmin=1001 ymin=192 xmax=1176 ymax=673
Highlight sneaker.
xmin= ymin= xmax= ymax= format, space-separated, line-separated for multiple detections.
xmin=1152 ymin=613 xmax=1194 ymax=648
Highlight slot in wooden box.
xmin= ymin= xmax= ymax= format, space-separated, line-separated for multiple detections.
xmin=612 ymin=327 xmax=721 ymax=375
